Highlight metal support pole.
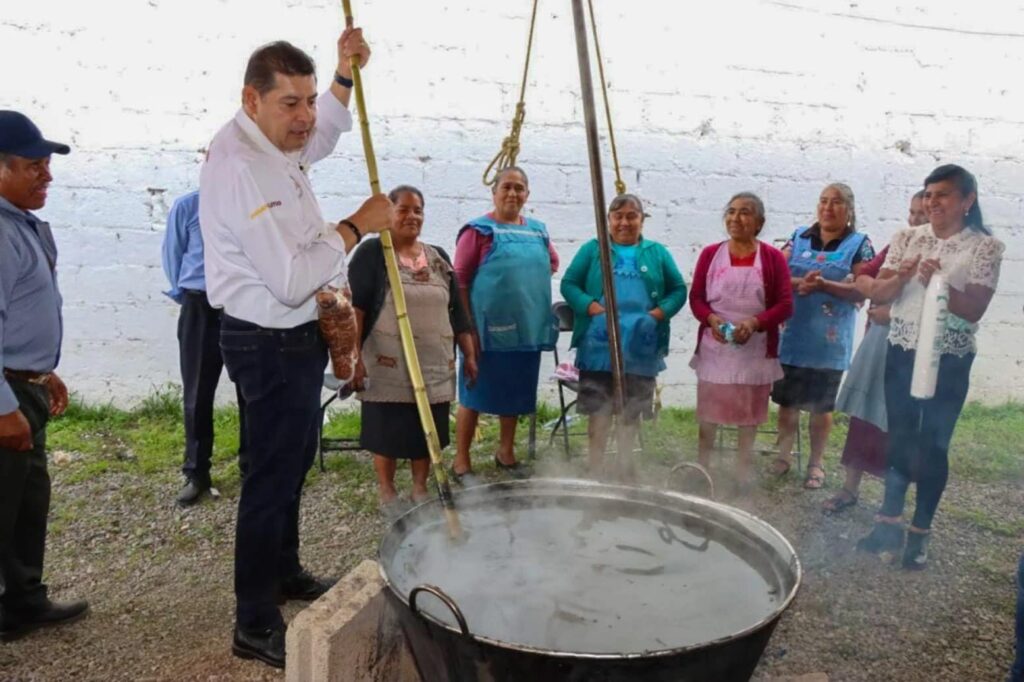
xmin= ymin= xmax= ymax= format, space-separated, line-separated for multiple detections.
xmin=570 ymin=0 xmax=626 ymax=424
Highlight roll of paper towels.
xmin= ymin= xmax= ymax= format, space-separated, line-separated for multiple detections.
xmin=910 ymin=275 xmax=949 ymax=399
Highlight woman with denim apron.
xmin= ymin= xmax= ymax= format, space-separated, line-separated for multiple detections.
xmin=823 ymin=190 xmax=931 ymax=515
xmin=561 ymin=194 xmax=687 ymax=468
xmin=451 ymin=167 xmax=559 ymax=480
xmin=770 ymin=183 xmax=875 ymax=489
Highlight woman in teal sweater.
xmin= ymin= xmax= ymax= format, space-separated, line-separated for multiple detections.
xmin=561 ymin=194 xmax=687 ymax=467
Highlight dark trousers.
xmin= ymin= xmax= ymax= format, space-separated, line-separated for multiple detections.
xmin=220 ymin=315 xmax=326 ymax=631
xmin=178 ymin=290 xmax=246 ymax=486
xmin=0 ymin=380 xmax=52 ymax=612
xmin=879 ymin=344 xmax=974 ymax=530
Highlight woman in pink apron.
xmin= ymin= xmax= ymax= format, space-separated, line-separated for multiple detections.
xmin=690 ymin=193 xmax=793 ymax=492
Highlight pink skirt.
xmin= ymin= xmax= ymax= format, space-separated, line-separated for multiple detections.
xmin=696 ymin=381 xmax=772 ymax=426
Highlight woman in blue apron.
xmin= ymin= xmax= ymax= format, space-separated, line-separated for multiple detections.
xmin=451 ymin=167 xmax=559 ymax=480
xmin=561 ymin=194 xmax=687 ymax=468
xmin=770 ymin=183 xmax=875 ymax=489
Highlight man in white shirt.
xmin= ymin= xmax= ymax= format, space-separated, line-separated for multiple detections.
xmin=199 ymin=26 xmax=390 ymax=669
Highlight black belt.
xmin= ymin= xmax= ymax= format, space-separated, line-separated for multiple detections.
xmin=3 ymin=369 xmax=51 ymax=385
xmin=221 ymin=314 xmax=319 ymax=336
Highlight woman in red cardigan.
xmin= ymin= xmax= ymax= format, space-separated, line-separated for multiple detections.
xmin=689 ymin=192 xmax=793 ymax=492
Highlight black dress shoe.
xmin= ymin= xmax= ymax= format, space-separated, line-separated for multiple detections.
xmin=176 ymin=479 xmax=210 ymax=507
xmin=1 ymin=599 xmax=90 ymax=642
xmin=279 ymin=569 xmax=336 ymax=602
xmin=232 ymin=625 xmax=285 ymax=669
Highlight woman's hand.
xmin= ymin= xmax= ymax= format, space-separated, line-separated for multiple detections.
xmin=896 ymin=254 xmax=922 ymax=284
xmin=587 ymin=301 xmax=606 ymax=317
xmin=707 ymin=313 xmax=727 ymax=344
xmin=456 ymin=331 xmax=480 ymax=389
xmin=732 ymin=317 xmax=760 ymax=345
xmin=351 ymin=358 xmax=368 ymax=392
xmin=867 ymin=304 xmax=891 ymax=325
xmin=918 ymin=258 xmax=941 ymax=287
xmin=797 ymin=271 xmax=823 ymax=296
xmin=463 ymin=351 xmax=479 ymax=388
xmin=648 ymin=307 xmax=665 ymax=322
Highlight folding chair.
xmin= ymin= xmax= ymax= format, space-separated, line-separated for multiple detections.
xmin=547 ymin=301 xmax=580 ymax=456
xmin=526 ymin=301 xmax=580 ymax=459
xmin=713 ymin=412 xmax=803 ymax=473
xmin=317 ymin=373 xmax=362 ymax=472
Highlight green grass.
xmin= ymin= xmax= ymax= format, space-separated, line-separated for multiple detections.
xmin=947 ymin=402 xmax=1024 ymax=483
xmin=49 ymin=385 xmax=242 ymax=485
xmin=44 ymin=390 xmax=1024 ymax=492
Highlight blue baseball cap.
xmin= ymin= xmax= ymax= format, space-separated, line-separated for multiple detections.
xmin=0 ymin=111 xmax=70 ymax=159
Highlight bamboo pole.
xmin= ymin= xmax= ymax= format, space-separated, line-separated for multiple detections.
xmin=341 ymin=0 xmax=461 ymax=539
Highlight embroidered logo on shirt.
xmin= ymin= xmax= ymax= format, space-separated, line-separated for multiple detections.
xmin=249 ymin=201 xmax=282 ymax=219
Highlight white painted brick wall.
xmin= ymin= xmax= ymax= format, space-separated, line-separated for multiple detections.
xmin=3 ymin=0 xmax=1022 ymax=406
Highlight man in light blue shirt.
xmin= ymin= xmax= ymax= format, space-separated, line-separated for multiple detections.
xmin=0 ymin=110 xmax=89 ymax=640
xmin=162 ymin=191 xmax=246 ymax=506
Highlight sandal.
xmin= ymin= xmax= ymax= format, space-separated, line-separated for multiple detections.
xmin=803 ymin=465 xmax=826 ymax=490
xmin=822 ymin=488 xmax=858 ymax=515
xmin=768 ymin=458 xmax=792 ymax=477
xmin=494 ymin=455 xmax=530 ymax=480
xmin=379 ymin=498 xmax=411 ymax=521
xmin=448 ymin=466 xmax=480 ymax=488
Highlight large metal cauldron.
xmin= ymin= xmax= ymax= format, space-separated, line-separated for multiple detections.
xmin=379 ymin=479 xmax=800 ymax=681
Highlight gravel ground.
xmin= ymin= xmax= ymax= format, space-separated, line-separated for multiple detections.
xmin=0 ymin=449 xmax=1019 ymax=681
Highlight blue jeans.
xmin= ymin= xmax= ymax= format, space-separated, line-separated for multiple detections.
xmin=1010 ymin=552 xmax=1024 ymax=682
xmin=220 ymin=315 xmax=326 ymax=631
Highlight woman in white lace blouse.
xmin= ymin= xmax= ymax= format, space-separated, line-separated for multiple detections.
xmin=855 ymin=164 xmax=1004 ymax=570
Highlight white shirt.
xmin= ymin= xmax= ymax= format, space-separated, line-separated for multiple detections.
xmin=199 ymin=92 xmax=353 ymax=328
xmin=883 ymin=223 xmax=1004 ymax=356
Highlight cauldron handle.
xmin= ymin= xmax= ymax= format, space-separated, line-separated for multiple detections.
xmin=409 ymin=584 xmax=471 ymax=637
xmin=669 ymin=462 xmax=715 ymax=500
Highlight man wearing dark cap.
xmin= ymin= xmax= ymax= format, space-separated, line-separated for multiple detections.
xmin=0 ymin=111 xmax=89 ymax=641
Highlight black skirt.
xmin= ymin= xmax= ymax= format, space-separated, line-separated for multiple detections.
xmin=576 ymin=370 xmax=656 ymax=421
xmin=770 ymin=364 xmax=844 ymax=414
xmin=359 ymin=401 xmax=451 ymax=460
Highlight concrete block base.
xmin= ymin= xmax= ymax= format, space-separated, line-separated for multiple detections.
xmin=286 ymin=559 xmax=419 ymax=682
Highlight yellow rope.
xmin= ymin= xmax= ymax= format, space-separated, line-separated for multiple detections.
xmin=587 ymin=0 xmax=626 ymax=196
xmin=482 ymin=0 xmax=539 ymax=186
